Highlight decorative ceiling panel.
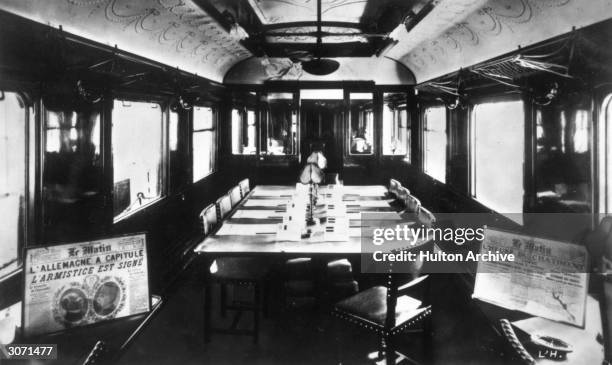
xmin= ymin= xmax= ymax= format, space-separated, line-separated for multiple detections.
xmin=247 ymin=0 xmax=368 ymax=24
xmin=224 ymin=57 xmax=415 ymax=84
xmin=387 ymin=0 xmax=612 ymax=83
xmin=0 ymin=0 xmax=251 ymax=82
xmin=265 ymin=26 xmax=367 ymax=43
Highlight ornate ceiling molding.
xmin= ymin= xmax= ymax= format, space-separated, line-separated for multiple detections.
xmin=0 ymin=0 xmax=252 ymax=82
xmin=387 ymin=0 xmax=612 ymax=83
xmin=247 ymin=0 xmax=368 ymax=25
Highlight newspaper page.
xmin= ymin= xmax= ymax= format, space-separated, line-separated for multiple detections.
xmin=24 ymin=234 xmax=150 ymax=336
xmin=472 ymin=228 xmax=588 ymax=327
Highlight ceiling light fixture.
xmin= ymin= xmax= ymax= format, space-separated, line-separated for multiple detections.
xmin=301 ymin=0 xmax=339 ymax=76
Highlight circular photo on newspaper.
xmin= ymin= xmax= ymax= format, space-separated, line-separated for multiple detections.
xmin=92 ymin=277 xmax=126 ymax=318
xmin=55 ymin=285 xmax=89 ymax=325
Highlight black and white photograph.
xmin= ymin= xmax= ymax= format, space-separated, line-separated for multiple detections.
xmin=0 ymin=0 xmax=612 ymax=364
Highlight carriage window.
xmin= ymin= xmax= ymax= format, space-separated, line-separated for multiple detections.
xmin=600 ymin=95 xmax=612 ymax=213
xmin=423 ymin=106 xmax=447 ymax=182
xmin=0 ymin=92 xmax=26 ymax=277
xmin=349 ymin=93 xmax=374 ymax=155
xmin=193 ymin=106 xmax=216 ymax=182
xmin=537 ymin=100 xmax=592 ymax=213
xmin=43 ymin=107 xmax=103 ymax=241
xmin=383 ymin=93 xmax=410 ymax=159
xmin=471 ymin=100 xmax=524 ymax=214
xmin=232 ymin=108 xmax=256 ymax=155
xmin=169 ymin=110 xmax=179 ymax=152
xmin=262 ymin=93 xmax=297 ymax=155
xmin=112 ymin=100 xmax=163 ymax=221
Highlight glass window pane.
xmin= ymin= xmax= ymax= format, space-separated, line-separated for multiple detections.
xmin=262 ymin=93 xmax=297 ymax=155
xmin=602 ymin=96 xmax=612 ymax=213
xmin=112 ymin=100 xmax=163 ymax=220
xmin=193 ymin=131 xmax=214 ymax=182
xmin=423 ymin=106 xmax=446 ymax=182
xmin=471 ymin=100 xmax=524 ymax=214
xmin=0 ymin=92 xmax=26 ymax=277
xmin=349 ymin=92 xmax=374 ymax=155
xmin=536 ymin=101 xmax=592 ymax=212
xmin=383 ymin=93 xmax=410 ymax=158
xmin=300 ymin=89 xmax=343 ymax=100
xmin=169 ymin=111 xmax=178 ymax=152
xmin=194 ymin=106 xmax=213 ymax=130
xmin=232 ymin=108 xmax=256 ymax=155
xmin=43 ymin=109 xmax=103 ymax=241
xmin=193 ymin=107 xmax=216 ymax=182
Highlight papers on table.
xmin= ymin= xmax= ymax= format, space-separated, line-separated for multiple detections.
xmin=342 ymin=185 xmax=388 ymax=197
xmin=216 ymin=223 xmax=279 ymax=236
xmin=243 ymin=199 xmax=289 ymax=207
xmin=344 ymin=200 xmax=392 ymax=208
xmin=347 ymin=211 xmax=403 ymax=221
xmin=209 ymin=185 xmax=400 ymax=243
xmin=473 ymin=227 xmax=588 ymax=327
xmin=232 ymin=210 xmax=284 ymax=219
xmin=251 ymin=186 xmax=295 ymax=196
xmin=512 ymin=296 xmax=603 ymax=365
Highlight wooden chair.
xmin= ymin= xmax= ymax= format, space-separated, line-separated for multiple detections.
xmin=325 ymin=172 xmax=341 ymax=185
xmin=333 ymin=271 xmax=432 ymax=365
xmin=199 ymin=203 xmax=217 ymax=237
xmin=397 ymin=186 xmax=411 ymax=203
xmin=388 ymin=178 xmax=402 ymax=198
xmin=228 ymin=185 xmax=242 ymax=208
xmin=216 ymin=194 xmax=232 ymax=219
xmin=404 ymin=194 xmax=421 ymax=214
xmin=417 ymin=206 xmax=436 ymax=227
xmin=202 ymin=197 xmax=269 ymax=344
xmin=239 ymin=178 xmax=250 ymax=197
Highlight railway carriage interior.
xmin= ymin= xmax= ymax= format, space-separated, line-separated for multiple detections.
xmin=1 ymin=0 xmax=612 ymax=364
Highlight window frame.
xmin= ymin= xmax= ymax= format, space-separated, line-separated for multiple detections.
xmin=111 ymin=98 xmax=168 ymax=223
xmin=261 ymin=92 xmax=299 ymax=157
xmin=468 ymin=95 xmax=526 ymax=214
xmin=0 ymin=89 xmax=34 ymax=287
xmin=231 ymin=107 xmax=258 ymax=156
xmin=191 ymin=105 xmax=217 ymax=183
xmin=421 ymin=103 xmax=448 ymax=183
xmin=347 ymin=92 xmax=375 ymax=156
xmin=598 ymin=92 xmax=612 ymax=214
xmin=382 ymin=96 xmax=410 ymax=160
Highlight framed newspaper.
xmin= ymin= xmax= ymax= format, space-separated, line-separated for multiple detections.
xmin=23 ymin=233 xmax=150 ymax=337
xmin=473 ymin=227 xmax=589 ymax=327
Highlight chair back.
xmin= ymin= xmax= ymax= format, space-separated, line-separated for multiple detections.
xmin=228 ymin=185 xmax=242 ymax=207
xmin=405 ymin=194 xmax=421 ymax=213
xmin=325 ymin=173 xmax=340 ymax=185
xmin=397 ymin=186 xmax=410 ymax=202
xmin=239 ymin=178 xmax=250 ymax=197
xmin=389 ymin=178 xmax=401 ymax=197
xmin=417 ymin=206 xmax=436 ymax=227
xmin=199 ymin=203 xmax=218 ymax=236
xmin=216 ymin=194 xmax=232 ymax=220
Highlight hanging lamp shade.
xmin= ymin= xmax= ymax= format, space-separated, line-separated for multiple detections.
xmin=301 ymin=58 xmax=340 ymax=76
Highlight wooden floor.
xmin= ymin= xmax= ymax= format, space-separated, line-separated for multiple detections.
xmin=119 ymin=267 xmax=511 ymax=365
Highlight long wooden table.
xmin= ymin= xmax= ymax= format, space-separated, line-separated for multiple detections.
xmin=193 ymin=184 xmax=413 ymax=342
xmin=194 ymin=184 xmax=405 ymax=257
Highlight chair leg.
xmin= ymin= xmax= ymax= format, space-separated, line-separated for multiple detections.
xmin=262 ymin=280 xmax=270 ymax=318
xmin=220 ymin=283 xmax=228 ymax=318
xmin=333 ymin=317 xmax=344 ymax=365
xmin=253 ymin=283 xmax=261 ymax=344
xmin=204 ymin=282 xmax=212 ymax=343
